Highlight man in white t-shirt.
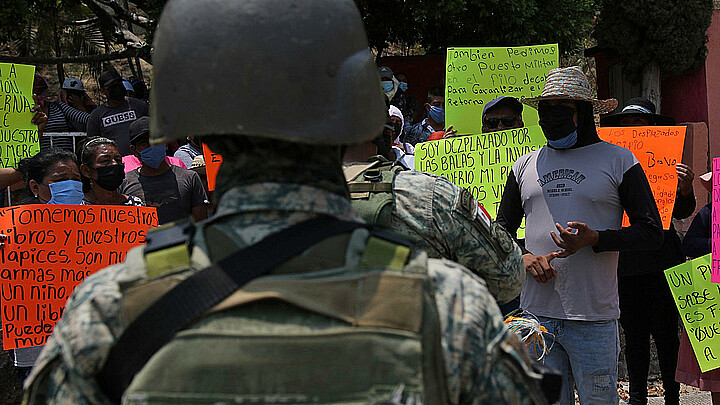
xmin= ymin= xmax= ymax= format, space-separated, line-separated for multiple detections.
xmin=497 ymin=67 xmax=663 ymax=405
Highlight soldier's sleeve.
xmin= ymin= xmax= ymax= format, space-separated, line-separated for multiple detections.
xmin=24 ymin=263 xmax=128 ymax=405
xmin=430 ymin=175 xmax=524 ymax=304
xmin=428 ymin=258 xmax=545 ymax=405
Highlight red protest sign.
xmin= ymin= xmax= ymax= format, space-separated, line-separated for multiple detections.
xmin=202 ymin=143 xmax=222 ymax=192
xmin=0 ymin=205 xmax=158 ymax=349
xmin=597 ymin=126 xmax=686 ymax=229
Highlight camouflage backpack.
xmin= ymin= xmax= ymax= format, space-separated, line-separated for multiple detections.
xmin=105 ymin=217 xmax=452 ymax=404
xmin=344 ymin=159 xmax=406 ymax=229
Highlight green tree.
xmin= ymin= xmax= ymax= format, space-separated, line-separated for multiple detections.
xmin=594 ymin=0 xmax=713 ymax=80
xmin=0 ymin=0 xmax=152 ymax=76
xmin=359 ymin=0 xmax=597 ymax=57
xmin=2 ymin=0 xmax=599 ymax=67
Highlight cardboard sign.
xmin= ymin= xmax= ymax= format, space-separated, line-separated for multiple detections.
xmin=445 ymin=44 xmax=559 ymax=135
xmin=0 ymin=205 xmax=158 ymax=349
xmin=597 ymin=126 xmax=686 ymax=229
xmin=665 ymin=254 xmax=720 ymax=372
xmin=415 ymin=125 xmax=547 ymax=238
xmin=712 ymin=157 xmax=720 ymax=283
xmin=202 ymin=143 xmax=222 ymax=192
xmin=0 ymin=63 xmax=40 ymax=168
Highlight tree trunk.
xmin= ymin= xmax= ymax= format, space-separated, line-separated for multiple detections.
xmin=642 ymin=61 xmax=661 ymax=111
xmin=134 ymin=56 xmax=144 ymax=81
xmin=53 ymin=12 xmax=66 ymax=84
xmin=127 ymin=57 xmax=138 ymax=78
xmin=375 ymin=43 xmax=385 ymax=62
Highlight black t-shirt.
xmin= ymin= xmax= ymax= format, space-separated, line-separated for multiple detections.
xmin=87 ymin=98 xmax=149 ymax=155
xmin=121 ymin=165 xmax=208 ymax=224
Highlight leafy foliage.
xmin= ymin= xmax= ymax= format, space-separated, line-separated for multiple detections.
xmin=0 ymin=0 xmax=30 ymax=45
xmin=595 ymin=0 xmax=713 ymax=79
xmin=3 ymin=0 xmax=598 ymax=65
xmin=357 ymin=0 xmax=597 ymax=57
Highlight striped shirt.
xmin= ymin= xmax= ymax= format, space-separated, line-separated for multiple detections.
xmin=41 ymin=102 xmax=90 ymax=152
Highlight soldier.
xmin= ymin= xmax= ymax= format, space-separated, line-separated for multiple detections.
xmin=343 ymin=130 xmax=524 ymax=305
xmin=24 ymin=0 xmax=546 ymax=404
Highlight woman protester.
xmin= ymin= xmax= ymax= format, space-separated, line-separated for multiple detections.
xmin=78 ymin=137 xmax=144 ymax=206
xmin=59 ymin=77 xmax=97 ymax=116
xmin=12 ymin=148 xmax=85 ymax=380
xmin=33 ymin=74 xmax=90 ymax=151
xmin=676 ymin=171 xmax=720 ymax=404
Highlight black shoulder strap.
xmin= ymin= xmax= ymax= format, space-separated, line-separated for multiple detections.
xmin=97 ymin=217 xmax=368 ymax=403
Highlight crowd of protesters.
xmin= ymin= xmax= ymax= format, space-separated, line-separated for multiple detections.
xmin=2 ymin=56 xmax=718 ymax=404
xmin=377 ymin=63 xmax=718 ymax=404
xmin=25 ymin=71 xmax=209 ymax=225
xmin=3 ymin=70 xmax=209 ymax=382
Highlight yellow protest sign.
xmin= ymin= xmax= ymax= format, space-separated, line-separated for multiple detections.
xmin=415 ymin=126 xmax=546 ymax=237
xmin=597 ymin=126 xmax=686 ymax=229
xmin=665 ymin=254 xmax=720 ymax=373
xmin=445 ymin=44 xmax=558 ymax=135
xmin=0 ymin=63 xmax=39 ymax=168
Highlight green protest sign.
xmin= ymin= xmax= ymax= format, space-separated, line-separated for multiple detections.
xmin=0 ymin=63 xmax=39 ymax=168
xmin=665 ymin=254 xmax=720 ymax=373
xmin=445 ymin=44 xmax=558 ymax=135
xmin=415 ymin=125 xmax=546 ymax=238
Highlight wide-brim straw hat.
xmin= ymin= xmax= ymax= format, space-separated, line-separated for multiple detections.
xmin=522 ymin=66 xmax=618 ymax=114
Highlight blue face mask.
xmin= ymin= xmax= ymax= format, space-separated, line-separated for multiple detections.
xmin=381 ymin=81 xmax=394 ymax=93
xmin=140 ymin=145 xmax=167 ymax=169
xmin=547 ymin=130 xmax=578 ymax=149
xmin=398 ymin=82 xmax=408 ymax=92
xmin=39 ymin=180 xmax=84 ymax=205
xmin=429 ymin=106 xmax=445 ymax=123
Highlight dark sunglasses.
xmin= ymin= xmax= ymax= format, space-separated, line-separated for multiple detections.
xmin=484 ymin=116 xmax=518 ymax=129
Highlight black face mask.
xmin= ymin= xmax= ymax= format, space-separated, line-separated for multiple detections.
xmin=107 ymin=83 xmax=126 ymax=101
xmin=94 ymin=165 xmax=125 ymax=191
xmin=538 ymin=105 xmax=576 ymax=141
xmin=373 ymin=131 xmax=393 ymax=161
xmin=391 ymin=122 xmax=402 ymax=139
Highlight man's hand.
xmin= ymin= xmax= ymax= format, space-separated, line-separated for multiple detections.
xmin=31 ymin=95 xmax=48 ymax=136
xmin=442 ymin=125 xmax=458 ymax=138
xmin=523 ymin=252 xmax=560 ymax=284
xmin=550 ymin=221 xmax=600 ymax=258
xmin=676 ymin=163 xmax=694 ymax=197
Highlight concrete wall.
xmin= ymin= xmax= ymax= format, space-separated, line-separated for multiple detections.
xmin=676 ymin=122 xmax=711 ymax=235
xmin=661 ymin=66 xmax=708 ymax=125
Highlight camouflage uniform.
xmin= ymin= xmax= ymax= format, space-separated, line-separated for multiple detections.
xmin=24 ymin=183 xmax=543 ymax=405
xmin=388 ymin=170 xmax=524 ymax=304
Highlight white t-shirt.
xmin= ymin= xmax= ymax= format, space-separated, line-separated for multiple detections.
xmin=513 ymin=142 xmax=638 ymax=321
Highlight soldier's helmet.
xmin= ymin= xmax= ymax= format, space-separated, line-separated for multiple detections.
xmin=150 ymin=0 xmax=387 ymax=146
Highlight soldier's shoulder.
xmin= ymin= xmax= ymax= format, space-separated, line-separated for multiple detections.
xmin=425 ymin=257 xmax=492 ymax=299
xmin=63 ymin=244 xmax=149 ymax=312
xmin=394 ymin=170 xmax=460 ymax=199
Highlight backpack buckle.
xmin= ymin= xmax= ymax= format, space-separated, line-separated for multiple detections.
xmin=363 ymin=169 xmax=382 ymax=182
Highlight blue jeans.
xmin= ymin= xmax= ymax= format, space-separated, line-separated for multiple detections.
xmin=535 ymin=316 xmax=620 ymax=405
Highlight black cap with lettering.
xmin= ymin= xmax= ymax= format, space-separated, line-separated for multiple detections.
xmin=129 ymin=116 xmax=150 ymax=144
xmin=98 ymin=70 xmax=122 ymax=88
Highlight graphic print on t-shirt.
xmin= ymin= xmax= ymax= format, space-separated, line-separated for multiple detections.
xmin=101 ymin=110 xmax=137 ymax=127
xmin=536 ymin=168 xmax=587 ymax=198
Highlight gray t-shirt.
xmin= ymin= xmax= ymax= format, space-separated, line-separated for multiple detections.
xmin=513 ymin=142 xmax=638 ymax=321
xmin=86 ymin=98 xmax=149 ymax=155
xmin=121 ymin=165 xmax=208 ymax=224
